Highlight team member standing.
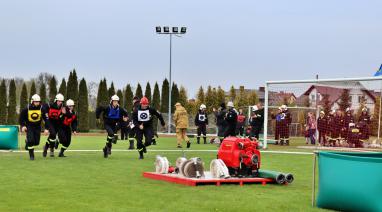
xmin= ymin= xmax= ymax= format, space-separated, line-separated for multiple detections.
xmin=19 ymin=94 xmax=48 ymax=160
xmin=174 ymin=102 xmax=191 ymax=148
xmin=43 ymin=93 xmax=65 ymax=157
xmin=271 ymin=107 xmax=282 ymax=145
xmin=236 ymin=108 xmax=246 ymax=137
xmin=224 ymin=101 xmax=238 ymax=138
xmin=317 ymin=111 xmax=328 ymax=146
xmin=58 ymin=99 xmax=78 ymax=157
xmin=249 ymin=104 xmax=264 ymax=140
xmin=212 ymin=103 xmax=227 ymax=143
xmin=96 ymin=95 xmax=128 ymax=158
xmin=342 ymin=108 xmax=355 ymax=140
xmin=358 ymin=107 xmax=371 ymax=142
xmin=279 ymin=105 xmax=292 ymax=145
xmin=127 ymin=96 xmax=140 ymax=149
xmin=132 ymin=97 xmax=165 ymax=159
xmin=195 ymin=104 xmax=208 ymax=144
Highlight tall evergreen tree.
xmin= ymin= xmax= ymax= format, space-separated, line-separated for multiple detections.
xmin=160 ymin=79 xmax=169 ymax=113
xmin=229 ymin=85 xmax=236 ymax=101
xmin=39 ymin=83 xmax=47 ymax=103
xmin=20 ymin=83 xmax=28 ymax=109
xmin=247 ymin=90 xmax=259 ymax=106
xmin=58 ymin=78 xmax=67 ymax=97
xmin=0 ymin=80 xmax=7 ymax=124
xmin=178 ymin=86 xmax=188 ymax=108
xmin=196 ymin=86 xmax=205 ymax=105
xmin=205 ymin=86 xmax=215 ymax=112
xmin=78 ymin=78 xmax=89 ymax=132
xmin=124 ymin=84 xmax=134 ymax=112
xmin=108 ymin=82 xmax=115 ymax=97
xmin=29 ymin=80 xmax=36 ymax=100
xmin=7 ymin=79 xmax=17 ymax=124
xmin=117 ymin=89 xmax=123 ymax=107
xmin=372 ymin=97 xmax=381 ymax=136
xmin=236 ymin=86 xmax=248 ymax=108
xmin=338 ymin=89 xmax=351 ymax=112
xmin=97 ymin=78 xmax=109 ymax=107
xmin=145 ymin=82 xmax=152 ymax=102
xmin=67 ymin=69 xmax=79 ymax=101
xmin=322 ymin=94 xmax=331 ymax=116
xmin=216 ymin=86 xmax=226 ymax=106
xmin=48 ymin=76 xmax=57 ymax=101
xmin=171 ymin=83 xmax=179 ymax=112
xmin=135 ymin=83 xmax=143 ymax=99
xmin=152 ymin=82 xmax=161 ymax=110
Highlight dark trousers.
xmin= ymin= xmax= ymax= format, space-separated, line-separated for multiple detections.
xmin=251 ymin=125 xmax=261 ymax=140
xmin=58 ymin=126 xmax=72 ymax=149
xmin=120 ymin=127 xmax=128 ymax=140
xmin=224 ymin=124 xmax=236 ymax=138
xmin=104 ymin=123 xmax=118 ymax=149
xmin=236 ymin=126 xmax=244 ymax=136
xmin=47 ymin=121 xmax=63 ymax=149
xmin=26 ymin=126 xmax=41 ymax=150
xmin=197 ymin=125 xmax=207 ymax=143
xmin=318 ymin=130 xmax=326 ymax=145
xmin=136 ymin=127 xmax=154 ymax=151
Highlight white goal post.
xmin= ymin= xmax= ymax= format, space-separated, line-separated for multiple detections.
xmin=263 ymin=76 xmax=382 ymax=149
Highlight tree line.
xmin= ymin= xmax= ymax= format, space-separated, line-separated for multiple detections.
xmin=0 ymin=70 xmax=259 ymax=131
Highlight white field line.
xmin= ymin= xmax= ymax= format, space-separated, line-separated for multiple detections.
xmin=0 ymin=149 xmax=313 ymax=155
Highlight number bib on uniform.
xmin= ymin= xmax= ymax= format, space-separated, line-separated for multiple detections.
xmin=28 ymin=109 xmax=42 ymax=122
xmin=138 ymin=110 xmax=150 ymax=122
xmin=198 ymin=114 xmax=206 ymax=122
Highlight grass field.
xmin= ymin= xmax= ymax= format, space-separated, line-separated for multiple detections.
xmin=0 ymin=134 xmax=327 ymax=212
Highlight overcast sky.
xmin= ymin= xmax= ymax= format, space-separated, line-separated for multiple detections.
xmin=0 ymin=0 xmax=381 ymax=98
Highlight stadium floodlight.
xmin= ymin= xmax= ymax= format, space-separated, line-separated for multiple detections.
xmin=180 ymin=27 xmax=187 ymax=34
xmin=163 ymin=26 xmax=170 ymax=33
xmin=156 ymin=26 xmax=161 ymax=33
xmin=155 ymin=26 xmax=187 ymax=134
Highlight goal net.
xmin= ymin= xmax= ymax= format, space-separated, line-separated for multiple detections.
xmin=263 ymin=77 xmax=382 ymax=149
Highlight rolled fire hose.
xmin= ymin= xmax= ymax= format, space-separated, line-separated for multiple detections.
xmin=182 ymin=157 xmax=205 ymax=178
xmin=175 ymin=157 xmax=188 ymax=174
xmin=284 ymin=173 xmax=294 ymax=184
xmin=258 ymin=169 xmax=286 ymax=184
xmin=210 ymin=159 xmax=230 ymax=179
xmin=155 ymin=155 xmax=170 ymax=174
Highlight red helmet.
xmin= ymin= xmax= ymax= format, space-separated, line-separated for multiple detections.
xmin=140 ymin=97 xmax=149 ymax=106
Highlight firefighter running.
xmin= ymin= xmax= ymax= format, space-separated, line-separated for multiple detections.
xmin=132 ymin=97 xmax=165 ymax=159
xmin=57 ymin=99 xmax=78 ymax=157
xmin=42 ymin=93 xmax=65 ymax=157
xmin=195 ymin=104 xmax=208 ymax=144
xmin=96 ymin=95 xmax=128 ymax=158
xmin=19 ymin=94 xmax=48 ymax=160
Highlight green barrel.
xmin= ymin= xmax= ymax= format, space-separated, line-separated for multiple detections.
xmin=258 ymin=169 xmax=286 ymax=184
xmin=317 ymin=151 xmax=382 ymax=211
xmin=0 ymin=125 xmax=19 ymax=150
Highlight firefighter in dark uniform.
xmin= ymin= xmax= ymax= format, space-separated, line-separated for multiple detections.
xmin=42 ymin=93 xmax=65 ymax=157
xmin=331 ymin=110 xmax=344 ymax=146
xmin=127 ymin=96 xmax=140 ymax=149
xmin=326 ymin=110 xmax=335 ymax=146
xmin=347 ymin=123 xmax=362 ymax=148
xmin=271 ymin=107 xmax=282 ymax=144
xmin=19 ymin=94 xmax=48 ymax=160
xmin=317 ymin=111 xmax=328 ymax=146
xmin=342 ymin=108 xmax=354 ymax=141
xmin=195 ymin=104 xmax=208 ymax=144
xmin=57 ymin=99 xmax=78 ymax=157
xmin=236 ymin=108 xmax=246 ymax=137
xmin=224 ymin=101 xmax=238 ymax=138
xmin=279 ymin=105 xmax=292 ymax=145
xmin=120 ymin=117 xmax=129 ymax=140
xmin=96 ymin=95 xmax=128 ymax=158
xmin=358 ymin=107 xmax=371 ymax=142
xmin=249 ymin=104 xmax=264 ymax=140
xmin=132 ymin=97 xmax=165 ymax=159
xmin=212 ymin=103 xmax=227 ymax=143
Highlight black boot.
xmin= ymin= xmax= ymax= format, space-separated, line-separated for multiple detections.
xmin=50 ymin=147 xmax=55 ymax=157
xmin=103 ymin=146 xmax=108 ymax=158
xmin=112 ymin=134 xmax=118 ymax=144
xmin=138 ymin=150 xmax=144 ymax=159
xmin=197 ymin=137 xmax=200 ymax=144
xmin=58 ymin=148 xmax=66 ymax=157
xmin=152 ymin=138 xmax=156 ymax=145
xmin=203 ymin=137 xmax=207 ymax=144
xmin=107 ymin=142 xmax=112 ymax=155
xmin=28 ymin=149 xmax=35 ymax=160
xmin=128 ymin=140 xmax=135 ymax=150
xmin=43 ymin=143 xmax=49 ymax=157
xmin=143 ymin=145 xmax=147 ymax=153
xmin=54 ymin=140 xmax=59 ymax=149
xmin=186 ymin=141 xmax=191 ymax=148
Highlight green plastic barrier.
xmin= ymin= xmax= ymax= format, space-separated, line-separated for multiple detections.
xmin=317 ymin=151 xmax=382 ymax=211
xmin=0 ymin=125 xmax=19 ymax=150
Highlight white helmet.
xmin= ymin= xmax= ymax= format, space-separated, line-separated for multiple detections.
xmin=281 ymin=105 xmax=287 ymax=110
xmin=346 ymin=107 xmax=350 ymax=112
xmin=227 ymin=101 xmax=234 ymax=108
xmin=66 ymin=99 xmax=75 ymax=106
xmin=30 ymin=94 xmax=41 ymax=103
xmin=200 ymin=104 xmax=206 ymax=110
xmin=349 ymin=123 xmax=355 ymax=127
xmin=252 ymin=105 xmax=258 ymax=112
xmin=111 ymin=95 xmax=120 ymax=102
xmin=362 ymin=107 xmax=368 ymax=112
xmin=55 ymin=93 xmax=65 ymax=102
